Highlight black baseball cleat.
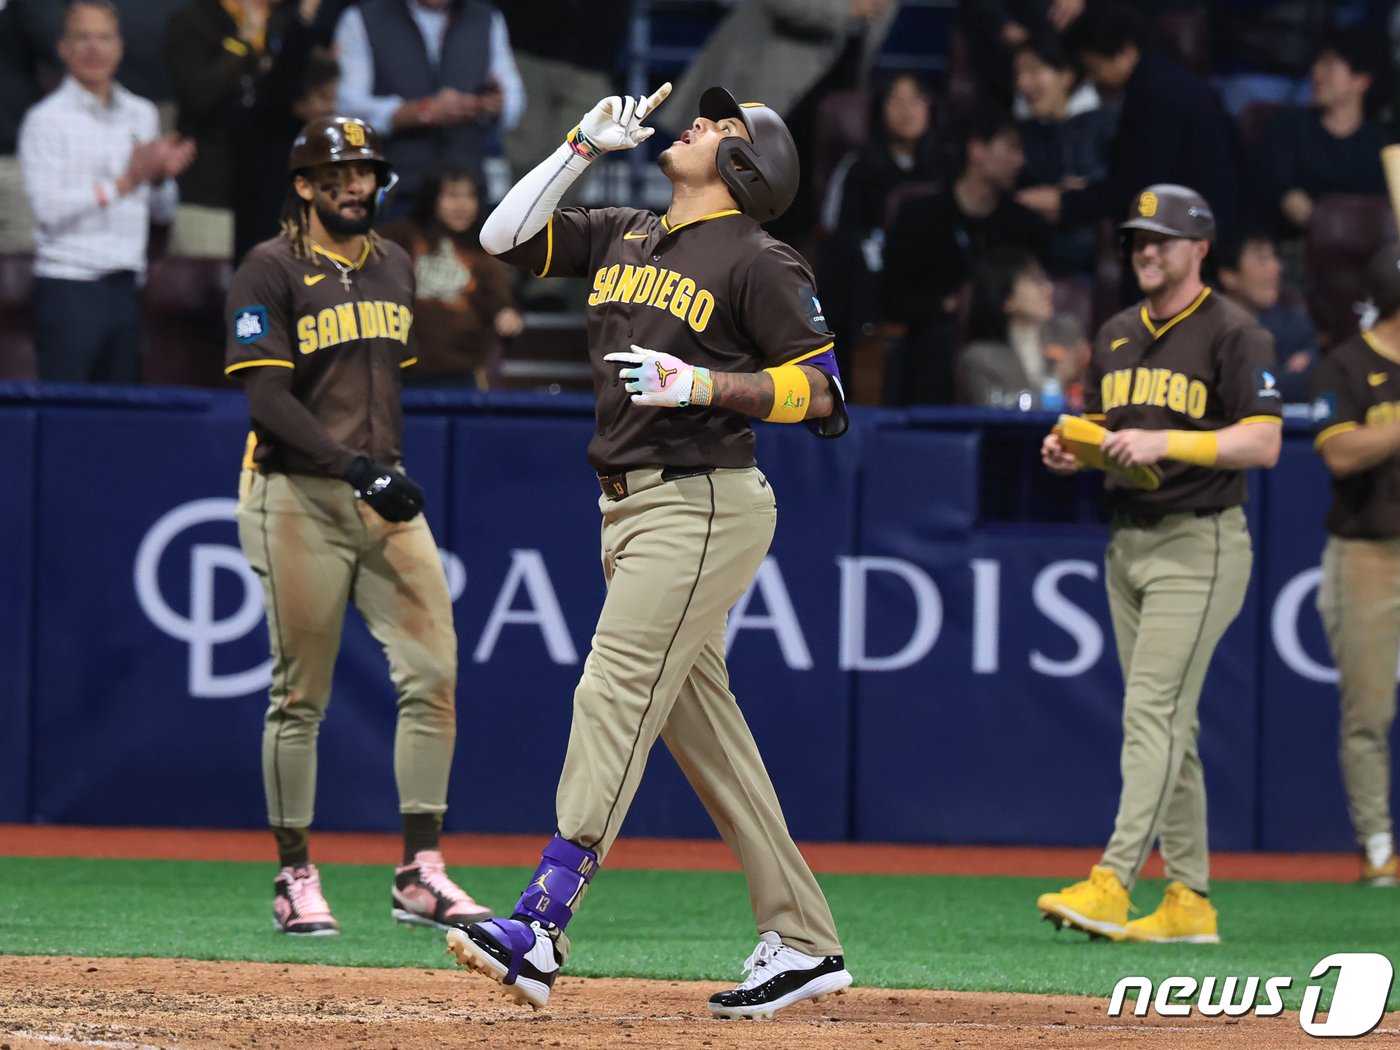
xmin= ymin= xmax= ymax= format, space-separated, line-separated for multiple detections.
xmin=707 ymin=932 xmax=852 ymax=1020
xmin=445 ymin=918 xmax=562 ymax=1010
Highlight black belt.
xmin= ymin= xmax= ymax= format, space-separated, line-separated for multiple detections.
xmin=1111 ymin=507 xmax=1227 ymax=529
xmin=597 ymin=466 xmax=716 ymax=501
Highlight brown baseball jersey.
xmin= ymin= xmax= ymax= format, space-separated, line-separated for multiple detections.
xmin=1312 ymin=330 xmax=1400 ymax=538
xmin=225 ymin=236 xmax=417 ymax=475
xmin=498 ymin=206 xmax=846 ymax=471
xmin=1084 ymin=287 xmax=1281 ymax=512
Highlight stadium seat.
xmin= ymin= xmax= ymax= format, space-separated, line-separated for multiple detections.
xmin=141 ymin=256 xmax=233 ymax=388
xmin=497 ymin=314 xmax=591 ymax=392
xmin=943 ymin=25 xmax=977 ymax=121
xmin=811 ymin=89 xmax=870 ymax=226
xmin=1237 ymin=100 xmax=1292 ymax=150
xmin=0 ymin=253 xmax=37 ymax=380
xmin=1093 ymin=219 xmax=1124 ymax=328
xmin=1156 ymin=6 xmax=1212 ymax=75
xmin=1305 ymin=194 xmax=1396 ymax=345
xmin=1051 ymin=277 xmax=1094 ymax=336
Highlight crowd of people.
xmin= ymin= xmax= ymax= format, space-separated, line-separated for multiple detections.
xmin=1 ymin=0 xmax=1399 ymax=403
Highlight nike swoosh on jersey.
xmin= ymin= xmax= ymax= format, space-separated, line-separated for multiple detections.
xmin=622 ymin=232 xmax=648 ymax=240
xmin=304 ymin=274 xmax=326 ymax=286
xmin=1110 ymin=337 xmax=1130 ymax=350
xmin=1369 ymin=371 xmax=1388 ymax=387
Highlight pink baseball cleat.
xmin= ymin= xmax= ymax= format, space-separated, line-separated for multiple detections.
xmin=392 ymin=850 xmax=493 ymax=929
xmin=273 ymin=862 xmax=339 ymax=936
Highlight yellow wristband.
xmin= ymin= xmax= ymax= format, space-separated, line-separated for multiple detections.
xmin=1164 ymin=430 xmax=1219 ymax=467
xmin=762 ymin=364 xmax=811 ymax=423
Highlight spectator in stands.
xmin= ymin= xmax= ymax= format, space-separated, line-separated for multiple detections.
xmin=19 ymin=0 xmax=194 ymax=383
xmin=957 ymin=246 xmax=1057 ymax=407
xmin=165 ymin=0 xmax=332 ymax=258
xmin=500 ymin=0 xmax=630 ymax=184
xmin=1041 ymin=310 xmax=1090 ymax=412
xmin=1216 ymin=230 xmax=1318 ymax=403
xmin=818 ymin=71 xmax=943 ymax=378
xmin=110 ymin=0 xmax=186 ymax=106
xmin=883 ymin=101 xmax=1050 ymax=405
xmin=0 ymin=0 xmax=62 ymax=253
xmin=1211 ymin=0 xmax=1326 ymax=118
xmin=1013 ymin=33 xmax=1116 ymax=275
xmin=379 ymin=164 xmax=522 ymax=389
xmin=953 ymin=0 xmax=1086 ymax=109
xmin=1016 ymin=2 xmax=1244 ymax=251
xmin=667 ymin=0 xmax=900 ymax=244
xmin=333 ymin=0 xmax=524 ymax=212
xmin=1260 ymin=28 xmax=1392 ymax=238
xmin=231 ymin=29 xmax=341 ymax=262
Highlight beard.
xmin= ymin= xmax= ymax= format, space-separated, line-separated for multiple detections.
xmin=315 ymin=194 xmax=373 ymax=236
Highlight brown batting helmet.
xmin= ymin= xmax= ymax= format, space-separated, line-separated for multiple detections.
xmin=1119 ymin=184 xmax=1216 ymax=241
xmin=699 ymin=87 xmax=799 ymax=223
xmin=289 ymin=116 xmax=392 ymax=185
xmin=1366 ymin=242 xmax=1400 ymax=318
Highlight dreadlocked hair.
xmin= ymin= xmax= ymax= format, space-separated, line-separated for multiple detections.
xmin=278 ymin=187 xmax=386 ymax=260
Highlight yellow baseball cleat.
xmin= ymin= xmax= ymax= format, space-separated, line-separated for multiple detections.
xmin=1123 ymin=881 xmax=1220 ymax=943
xmin=1037 ymin=865 xmax=1130 ymax=941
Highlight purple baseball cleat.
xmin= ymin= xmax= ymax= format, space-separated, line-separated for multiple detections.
xmin=445 ymin=918 xmax=562 ymax=1010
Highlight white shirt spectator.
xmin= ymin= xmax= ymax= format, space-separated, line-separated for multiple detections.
xmin=334 ymin=2 xmax=525 ymax=133
xmin=19 ymin=74 xmax=177 ymax=280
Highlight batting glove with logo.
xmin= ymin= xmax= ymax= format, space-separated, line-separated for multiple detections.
xmin=568 ymin=83 xmax=671 ymax=160
xmin=343 ymin=456 xmax=425 ymax=522
xmin=605 ymin=344 xmax=714 ymax=408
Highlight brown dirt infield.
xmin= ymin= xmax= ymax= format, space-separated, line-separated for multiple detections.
xmin=0 ymin=827 xmax=1371 ymax=1048
xmin=0 ymin=955 xmax=1345 ymax=1049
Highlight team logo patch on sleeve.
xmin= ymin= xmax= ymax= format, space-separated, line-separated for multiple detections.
xmin=799 ymin=284 xmax=832 ymax=335
xmin=1310 ymin=392 xmax=1337 ymax=425
xmin=233 ymin=305 xmax=269 ymax=344
xmin=1253 ymin=366 xmax=1281 ymax=401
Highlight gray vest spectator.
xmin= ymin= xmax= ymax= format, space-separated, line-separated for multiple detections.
xmin=339 ymin=0 xmax=504 ymax=205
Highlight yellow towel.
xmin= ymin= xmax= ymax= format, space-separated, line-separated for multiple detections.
xmin=1053 ymin=415 xmax=1163 ymax=491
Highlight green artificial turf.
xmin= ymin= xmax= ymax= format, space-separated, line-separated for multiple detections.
xmin=0 ymin=857 xmax=1392 ymax=1011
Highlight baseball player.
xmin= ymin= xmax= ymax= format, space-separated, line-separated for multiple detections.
xmin=443 ymin=84 xmax=852 ymax=1019
xmin=226 ymin=116 xmax=490 ymax=936
xmin=1312 ymin=243 xmax=1400 ymax=888
xmin=1037 ymin=184 xmax=1282 ymax=942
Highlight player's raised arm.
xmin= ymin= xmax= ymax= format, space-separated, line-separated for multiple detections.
xmin=478 ymin=83 xmax=671 ymax=255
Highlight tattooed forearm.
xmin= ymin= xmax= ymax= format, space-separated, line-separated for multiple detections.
xmin=711 ymin=371 xmax=775 ymax=417
xmin=799 ymin=366 xmax=834 ymax=419
xmin=709 ymin=366 xmax=835 ymax=421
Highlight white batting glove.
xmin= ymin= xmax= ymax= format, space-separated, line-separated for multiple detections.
xmin=567 ymin=83 xmax=672 ymax=160
xmin=604 ymin=344 xmax=714 ymax=409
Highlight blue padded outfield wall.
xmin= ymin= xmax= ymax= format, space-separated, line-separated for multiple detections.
xmin=3 ymin=385 xmax=1394 ymax=852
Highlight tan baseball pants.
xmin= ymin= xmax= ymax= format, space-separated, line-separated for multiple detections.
xmin=1318 ymin=536 xmax=1399 ymax=846
xmin=1100 ymin=507 xmax=1253 ymax=895
xmin=236 ymin=469 xmax=458 ymax=829
xmin=554 ymin=466 xmax=842 ymax=957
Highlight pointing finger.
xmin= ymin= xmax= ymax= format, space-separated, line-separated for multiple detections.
xmin=637 ymin=81 xmax=672 ymax=120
